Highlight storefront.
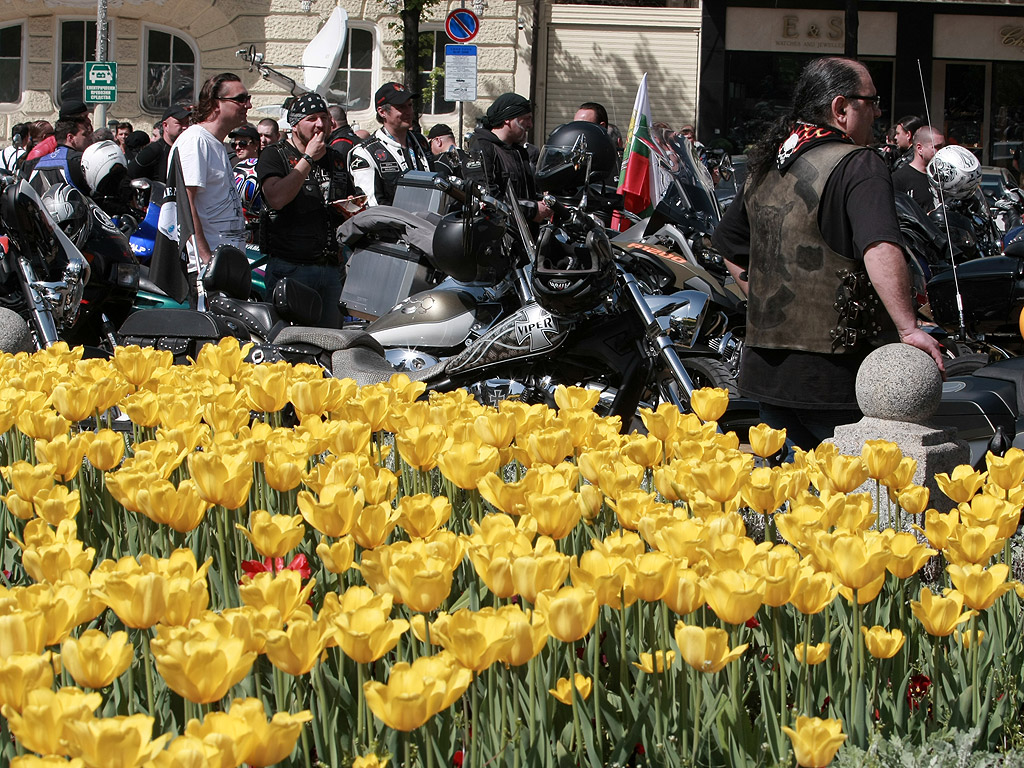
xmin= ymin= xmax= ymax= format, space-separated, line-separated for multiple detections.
xmin=700 ymin=2 xmax=1024 ymax=170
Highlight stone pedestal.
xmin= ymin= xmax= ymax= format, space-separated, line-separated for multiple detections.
xmin=828 ymin=344 xmax=970 ymax=515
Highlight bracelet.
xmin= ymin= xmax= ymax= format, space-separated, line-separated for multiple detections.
xmin=300 ymin=153 xmax=314 ymax=165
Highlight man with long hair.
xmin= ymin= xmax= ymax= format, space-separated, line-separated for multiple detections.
xmin=172 ymin=72 xmax=249 ymax=308
xmin=713 ymin=56 xmax=943 ymax=450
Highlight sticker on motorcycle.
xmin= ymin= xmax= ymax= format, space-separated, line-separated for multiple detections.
xmin=514 ymin=306 xmax=560 ymax=351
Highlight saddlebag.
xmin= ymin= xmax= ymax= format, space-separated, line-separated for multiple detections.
xmin=341 ymin=241 xmax=434 ymax=319
xmin=119 ymin=308 xmax=250 ymax=364
xmin=928 ymin=256 xmax=1024 ymax=336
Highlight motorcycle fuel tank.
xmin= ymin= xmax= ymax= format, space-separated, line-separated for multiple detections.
xmin=367 ymin=286 xmax=482 ymax=348
xmin=927 ymin=256 xmax=1024 ymax=336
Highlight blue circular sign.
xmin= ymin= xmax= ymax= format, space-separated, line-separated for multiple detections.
xmin=445 ymin=9 xmax=480 ymax=43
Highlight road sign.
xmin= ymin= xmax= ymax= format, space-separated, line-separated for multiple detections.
xmin=444 ymin=45 xmax=477 ymax=102
xmin=445 ymin=9 xmax=480 ymax=43
xmin=84 ymin=62 xmax=117 ymax=103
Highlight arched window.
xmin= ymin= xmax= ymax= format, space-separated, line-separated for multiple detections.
xmin=325 ymin=26 xmax=375 ymax=112
xmin=0 ymin=22 xmax=24 ymax=106
xmin=143 ymin=26 xmax=198 ymax=113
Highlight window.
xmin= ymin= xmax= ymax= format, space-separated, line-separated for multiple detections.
xmin=0 ymin=23 xmax=22 ymax=104
xmin=59 ymin=19 xmax=103 ymax=106
xmin=143 ymin=28 xmax=198 ymax=113
xmin=418 ymin=31 xmax=455 ymax=115
xmin=325 ymin=27 xmax=374 ymax=112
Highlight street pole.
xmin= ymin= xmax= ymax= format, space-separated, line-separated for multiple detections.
xmin=845 ymin=0 xmax=859 ymax=59
xmin=94 ymin=0 xmax=108 ymax=127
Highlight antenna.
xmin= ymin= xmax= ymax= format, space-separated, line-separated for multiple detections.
xmin=917 ymin=59 xmax=967 ymax=340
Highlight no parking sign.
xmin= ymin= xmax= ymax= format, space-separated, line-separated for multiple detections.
xmin=445 ymin=9 xmax=480 ymax=43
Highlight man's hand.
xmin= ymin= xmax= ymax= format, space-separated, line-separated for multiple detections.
xmin=899 ymin=327 xmax=946 ymax=377
xmin=534 ymin=199 xmax=552 ymax=222
xmin=305 ymin=131 xmax=327 ymax=162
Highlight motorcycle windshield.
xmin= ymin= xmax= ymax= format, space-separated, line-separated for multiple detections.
xmin=646 ymin=128 xmax=721 ymax=232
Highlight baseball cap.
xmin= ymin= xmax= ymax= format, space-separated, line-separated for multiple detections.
xmin=58 ymin=99 xmax=90 ymax=120
xmin=162 ymin=104 xmax=190 ymax=122
xmin=228 ymin=125 xmax=260 ymax=143
xmin=375 ymin=82 xmax=415 ymax=109
xmin=427 ymin=123 xmax=454 ymax=140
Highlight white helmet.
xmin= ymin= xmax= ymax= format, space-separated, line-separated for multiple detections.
xmin=81 ymin=139 xmax=127 ymax=197
xmin=927 ymin=145 xmax=981 ymax=202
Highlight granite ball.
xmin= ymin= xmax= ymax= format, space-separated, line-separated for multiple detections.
xmin=855 ymin=343 xmax=943 ymax=423
xmin=0 ymin=308 xmax=31 ymax=354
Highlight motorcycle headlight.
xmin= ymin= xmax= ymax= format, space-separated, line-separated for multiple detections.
xmin=112 ymin=261 xmax=140 ymax=291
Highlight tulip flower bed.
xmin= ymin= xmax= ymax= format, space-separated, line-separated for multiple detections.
xmin=0 ymin=340 xmax=1023 ymax=768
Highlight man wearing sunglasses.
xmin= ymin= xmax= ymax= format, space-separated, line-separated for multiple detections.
xmin=713 ymin=56 xmax=943 ymax=451
xmin=171 ymin=72 xmax=250 ymax=309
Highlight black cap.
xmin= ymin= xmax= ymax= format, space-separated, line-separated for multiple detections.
xmin=125 ymin=130 xmax=151 ymax=150
xmin=427 ymin=123 xmax=454 ymax=141
xmin=162 ymin=104 xmax=190 ymax=122
xmin=484 ymin=93 xmax=531 ymax=128
xmin=228 ymin=125 xmax=260 ymax=143
xmin=375 ymin=82 xmax=415 ymax=109
xmin=58 ymin=99 xmax=89 ymax=120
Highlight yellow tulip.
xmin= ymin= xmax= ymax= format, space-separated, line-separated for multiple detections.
xmin=187 ymin=449 xmax=253 ymax=509
xmin=620 ymin=433 xmax=665 ymax=469
xmin=793 ymin=641 xmax=831 ymax=665
xmin=606 ymin=491 xmax=672 ymax=532
xmin=571 ymin=549 xmax=636 ymax=609
xmin=297 ymin=484 xmax=364 ymax=538
xmin=959 ymin=494 xmax=1021 ymax=538
xmin=85 ymin=429 xmax=125 ymax=471
xmin=911 ymin=587 xmax=977 ymax=636
xmin=0 ymin=608 xmax=47 ymax=657
xmin=436 ymin=441 xmax=500 ymax=489
xmin=316 ymin=536 xmax=356 ymax=574
xmin=701 ymin=570 xmax=763 ymax=625
xmin=31 ymin=485 xmax=80 ymax=526
xmin=333 ymin=603 xmax=409 ymax=664
xmin=886 ymin=532 xmax=936 ymax=579
xmin=352 ymin=754 xmax=389 ymax=768
xmin=881 ymin=456 xmax=918 ymax=491
xmin=395 ymin=424 xmax=446 ymax=471
xmin=535 ymin=585 xmax=599 ymax=643
xmin=787 ymin=567 xmax=837 ymax=616
xmin=7 ymin=460 xmax=56 ymax=500
xmin=64 ymin=713 xmax=171 ymax=768
xmin=861 ymin=626 xmax=905 ymax=659
xmin=935 ymin=465 xmax=986 ymax=504
xmin=498 ymin=605 xmax=549 ymax=666
xmin=3 ymin=686 xmax=102 ymax=756
xmin=0 ymin=652 xmax=54 ymax=713
xmin=741 ymin=466 xmax=790 ymax=516
xmin=397 ymin=494 xmax=452 ymax=539
xmin=239 ymin=569 xmax=315 ymax=623
xmin=522 ymin=427 xmax=575 ymax=467
xmin=816 ymin=531 xmax=890 ymax=591
xmin=237 ymin=510 xmax=306 ymax=560
xmin=11 ymin=757 xmax=86 ymax=768
xmin=193 ymin=336 xmax=253 ymax=379
xmin=36 ymin=434 xmax=90 ymax=481
xmin=674 ymin=623 xmax=748 ymax=673
xmin=896 ymin=484 xmax=930 ymax=517
xmin=352 ymin=502 xmax=402 ymax=549
xmin=121 ymin=390 xmax=160 ymax=427
xmin=430 ymin=608 xmax=513 ymax=672
xmin=263 ymin=448 xmax=308 ymax=493
xmin=955 ymin=628 xmax=986 ymax=649
xmin=944 ymin=523 xmax=1005 ymax=565
xmin=985 ymin=447 xmax=1024 ymax=491
xmin=782 ymin=716 xmax=847 ymax=768
xmin=111 ymin=344 xmax=171 ymax=389
xmin=913 ymin=508 xmax=959 ymax=550
xmin=50 ymin=380 xmax=99 ymax=422
xmin=60 ymin=629 xmax=132 ymax=689
xmin=387 ymin=552 xmax=456 ymax=613
xmin=549 ymin=673 xmax=593 ymax=705
xmin=663 ymin=564 xmax=704 ymax=616
xmin=135 ymin=478 xmax=211 ymax=534
xmin=363 ymin=652 xmax=472 ymax=731
xmin=512 ymin=542 xmax=571 ymax=604
xmin=689 ymin=387 xmax=729 ymax=422
xmin=946 ymin=562 xmax=1014 ymax=611
xmin=264 ymin=612 xmax=332 ymax=676
xmin=474 ymin=410 xmax=518 ymax=449
xmin=151 ymin=623 xmax=257 ymax=703
xmin=861 ymin=440 xmax=903 ymax=481
xmin=820 ymin=454 xmax=868 ymax=493
xmin=691 ymin=457 xmax=748 ymax=504
xmin=752 ymin=546 xmax=800 ymax=607
xmin=466 ymin=543 xmax=517 ymax=599
xmin=93 ymin=571 xmax=168 ymax=629
xmin=525 ymin=486 xmax=584 ymax=540
xmin=240 ymin=361 xmax=291 ymax=413
xmin=633 ymin=650 xmax=676 ymax=674
xmin=222 ymin=697 xmax=313 ymax=767
xmin=633 ymin=551 xmax=676 ymax=602
xmin=359 ymin=466 xmax=398 ymax=505
xmin=743 ymin=424 xmax=783 ymax=461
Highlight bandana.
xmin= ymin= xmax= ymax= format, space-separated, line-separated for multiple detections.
xmin=484 ymin=93 xmax=531 ymax=130
xmin=776 ymin=122 xmax=854 ymax=175
xmin=288 ymin=92 xmax=329 ymax=126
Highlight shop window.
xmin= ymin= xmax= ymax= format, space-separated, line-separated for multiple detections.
xmin=0 ymin=23 xmax=23 ymax=105
xmin=325 ymin=27 xmax=374 ymax=112
xmin=143 ymin=28 xmax=198 ymax=113
xmin=418 ymin=31 xmax=455 ymax=115
xmin=59 ymin=19 xmax=107 ymax=106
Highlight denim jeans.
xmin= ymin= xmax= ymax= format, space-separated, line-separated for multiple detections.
xmin=264 ymin=259 xmax=343 ymax=329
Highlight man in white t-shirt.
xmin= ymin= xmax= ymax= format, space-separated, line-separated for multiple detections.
xmin=172 ymin=72 xmax=249 ymax=308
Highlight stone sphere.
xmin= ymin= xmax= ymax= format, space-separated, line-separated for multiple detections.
xmin=856 ymin=343 xmax=943 ymax=423
xmin=0 ymin=308 xmax=31 ymax=354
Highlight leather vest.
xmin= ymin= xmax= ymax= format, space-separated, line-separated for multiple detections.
xmin=744 ymin=142 xmax=884 ymax=355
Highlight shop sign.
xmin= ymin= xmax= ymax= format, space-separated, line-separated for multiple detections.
xmin=726 ymin=9 xmax=896 ymax=56
xmin=934 ymin=15 xmax=1024 ymax=61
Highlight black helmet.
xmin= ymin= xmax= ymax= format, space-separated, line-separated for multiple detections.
xmin=42 ymin=183 xmax=91 ymax=248
xmin=531 ymin=221 xmax=615 ymax=316
xmin=430 ymin=209 xmax=511 ymax=286
xmin=536 ymin=121 xmax=617 ymax=193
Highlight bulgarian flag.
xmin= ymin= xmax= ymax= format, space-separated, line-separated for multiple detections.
xmin=617 ymin=73 xmax=665 ymax=218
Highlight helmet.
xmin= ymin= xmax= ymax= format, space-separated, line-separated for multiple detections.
xmin=41 ymin=183 xmax=91 ymax=247
xmin=233 ymin=157 xmax=263 ymax=218
xmin=81 ymin=140 xmax=127 ymax=197
xmin=531 ymin=221 xmax=615 ymax=316
xmin=430 ymin=209 xmax=511 ymax=286
xmin=536 ymin=121 xmax=617 ymax=193
xmin=927 ymin=145 xmax=981 ymax=202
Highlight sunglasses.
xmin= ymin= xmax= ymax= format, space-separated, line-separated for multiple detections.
xmin=847 ymin=93 xmax=881 ymax=106
xmin=218 ymin=92 xmax=251 ymax=105
xmin=231 ymin=139 xmax=253 ymax=148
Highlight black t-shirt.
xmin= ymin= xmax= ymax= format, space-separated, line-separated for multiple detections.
xmin=892 ymin=164 xmax=934 ymax=212
xmin=127 ymin=139 xmax=170 ymax=184
xmin=255 ymin=141 xmax=350 ymax=264
xmin=714 ymin=148 xmax=902 ymax=408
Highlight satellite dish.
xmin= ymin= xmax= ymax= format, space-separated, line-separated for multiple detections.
xmin=303 ymin=6 xmax=348 ymax=96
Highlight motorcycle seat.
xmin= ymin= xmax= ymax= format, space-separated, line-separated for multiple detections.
xmin=207 ymin=295 xmax=283 ymax=343
xmin=972 ymin=357 xmax=1024 ymax=416
xmin=273 ymin=326 xmax=446 ymax=387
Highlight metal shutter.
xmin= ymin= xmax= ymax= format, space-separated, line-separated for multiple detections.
xmin=541 ymin=6 xmax=702 ymax=139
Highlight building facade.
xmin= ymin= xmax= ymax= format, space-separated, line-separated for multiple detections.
xmin=701 ymin=1 xmax=1024 ymax=169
